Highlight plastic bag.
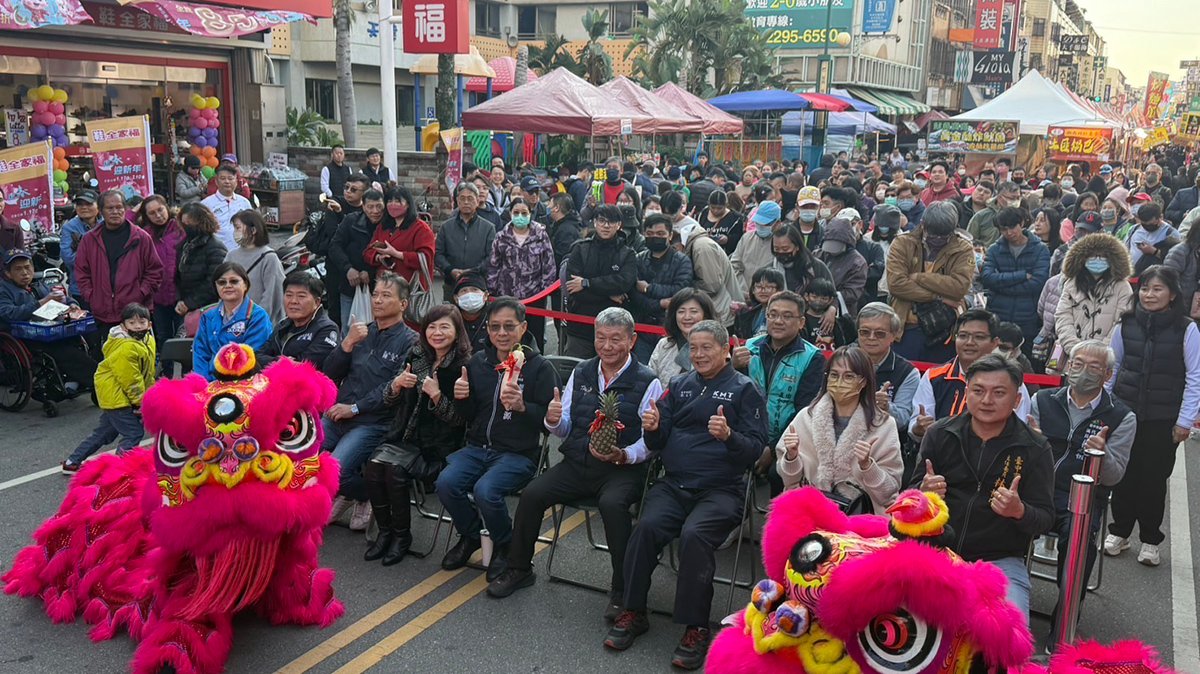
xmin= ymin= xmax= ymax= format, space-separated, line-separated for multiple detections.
xmin=349 ymin=284 xmax=374 ymax=325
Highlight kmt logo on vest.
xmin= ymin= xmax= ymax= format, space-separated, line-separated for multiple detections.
xmin=711 ymin=390 xmax=734 ymax=402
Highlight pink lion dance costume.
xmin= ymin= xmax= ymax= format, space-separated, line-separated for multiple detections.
xmin=706 ymin=487 xmax=1175 ymax=674
xmin=4 ymin=344 xmax=345 ymax=674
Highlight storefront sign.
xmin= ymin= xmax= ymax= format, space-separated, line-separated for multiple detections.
xmin=4 ymin=109 xmax=29 ymax=146
xmin=1144 ymin=72 xmax=1170 ymax=121
xmin=116 ymin=0 xmax=313 ymax=38
xmin=972 ymin=0 xmax=1003 ymax=49
xmin=861 ymin=0 xmax=896 ymax=34
xmin=401 ymin=0 xmax=469 ymax=54
xmin=0 ymin=0 xmax=91 ymax=29
xmin=83 ymin=1 xmax=184 ymax=33
xmin=1141 ymin=127 xmax=1170 ymax=151
xmin=86 ymin=116 xmax=154 ymax=199
xmin=969 ymin=51 xmax=1016 ymax=85
xmin=0 ymin=141 xmax=54 ymax=234
xmin=1047 ymin=126 xmax=1113 ymax=162
xmin=999 ymin=0 xmax=1021 ymax=51
xmin=1059 ymin=34 xmax=1088 ymax=53
xmin=744 ymin=0 xmax=855 ymax=51
xmin=1180 ymin=114 xmax=1200 ymax=140
xmin=440 ymin=127 xmax=462 ymax=194
xmin=184 ymin=0 xmax=329 ymax=19
xmin=927 ymin=120 xmax=1019 ymax=154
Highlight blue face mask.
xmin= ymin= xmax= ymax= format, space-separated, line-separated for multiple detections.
xmin=884 ymin=196 xmax=898 ymax=206
xmin=876 ymin=226 xmax=891 ymax=235
xmin=511 ymin=214 xmax=531 ymax=229
xmin=755 ymin=224 xmax=774 ymax=238
xmin=798 ymin=210 xmax=818 ymax=223
xmin=1085 ymin=257 xmax=1109 ymax=274
xmin=897 ymin=199 xmax=916 ymax=212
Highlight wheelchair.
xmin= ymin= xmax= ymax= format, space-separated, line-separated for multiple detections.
xmin=0 ymin=329 xmax=94 ymax=417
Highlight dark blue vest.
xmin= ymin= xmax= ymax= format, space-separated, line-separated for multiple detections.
xmin=562 ymin=357 xmax=657 ymax=464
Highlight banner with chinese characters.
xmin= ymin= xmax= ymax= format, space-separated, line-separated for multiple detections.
xmin=86 ymin=116 xmax=154 ymax=198
xmin=1141 ymin=126 xmax=1170 ymax=151
xmin=744 ymin=0 xmax=855 ymax=51
xmin=117 ymin=0 xmax=313 ymax=38
xmin=1046 ymin=126 xmax=1113 ymax=162
xmin=861 ymin=0 xmax=896 ymax=34
xmin=1180 ymin=113 xmax=1200 ymax=140
xmin=972 ymin=0 xmax=1003 ymax=49
xmin=401 ymin=0 xmax=468 ymax=54
xmin=1143 ymin=72 xmax=1169 ymax=121
xmin=440 ymin=127 xmax=462 ymax=194
xmin=0 ymin=141 xmax=53 ymax=234
xmin=927 ymin=120 xmax=1018 ymax=154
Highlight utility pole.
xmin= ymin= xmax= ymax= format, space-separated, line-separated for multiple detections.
xmin=379 ymin=0 xmax=399 ymax=176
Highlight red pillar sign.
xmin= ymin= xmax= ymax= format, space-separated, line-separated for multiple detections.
xmin=401 ymin=0 xmax=469 ymax=54
xmin=973 ymin=0 xmax=1003 ymax=49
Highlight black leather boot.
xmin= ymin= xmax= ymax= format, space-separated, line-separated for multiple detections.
xmin=382 ymin=529 xmax=413 ymax=566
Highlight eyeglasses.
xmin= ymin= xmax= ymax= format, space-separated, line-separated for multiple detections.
xmin=766 ymin=312 xmax=799 ymax=322
xmin=827 ymin=373 xmax=862 ymax=384
xmin=955 ymin=331 xmax=992 ymax=343
xmin=594 ymin=219 xmax=618 ymax=227
xmin=1068 ymin=360 xmax=1106 ymax=375
xmin=487 ymin=322 xmax=522 ymax=333
xmin=857 ymin=328 xmax=891 ymax=340
xmin=753 ymin=283 xmax=780 ymax=292
xmin=345 ymin=186 xmax=363 ymax=193
xmin=216 ymin=278 xmax=242 ymax=287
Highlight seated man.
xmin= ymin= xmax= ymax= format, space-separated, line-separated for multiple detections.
xmin=1028 ymin=339 xmax=1134 ymax=638
xmin=855 ymin=302 xmax=921 ymax=481
xmin=258 ymin=272 xmax=340 ymax=368
xmin=916 ymin=354 xmax=1055 ymax=621
xmin=0 ymin=248 xmax=96 ymax=389
xmin=910 ymin=308 xmax=1031 ymax=441
xmin=436 ymin=298 xmax=558 ymax=580
xmin=607 ymin=320 xmax=768 ymax=670
xmin=487 ymin=308 xmax=662 ymax=621
xmin=322 ymin=273 xmax=417 ymax=531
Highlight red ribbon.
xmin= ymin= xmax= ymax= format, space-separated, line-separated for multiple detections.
xmin=588 ymin=410 xmax=626 ymax=435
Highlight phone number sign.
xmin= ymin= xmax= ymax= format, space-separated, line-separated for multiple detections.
xmin=745 ymin=0 xmax=855 ymax=50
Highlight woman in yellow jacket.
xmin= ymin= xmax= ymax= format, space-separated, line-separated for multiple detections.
xmin=62 ymin=303 xmax=157 ymax=473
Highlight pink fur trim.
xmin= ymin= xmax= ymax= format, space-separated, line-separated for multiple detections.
xmin=760 ymin=487 xmax=890 ymax=582
xmin=245 ymin=358 xmax=338 ymax=454
xmin=141 ymin=374 xmax=209 ymax=450
xmin=707 ymin=617 xmax=806 ymax=674
xmin=1049 ymin=640 xmax=1177 ymax=674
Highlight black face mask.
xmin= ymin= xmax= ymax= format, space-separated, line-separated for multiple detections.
xmin=775 ymin=254 xmax=796 ymax=267
xmin=645 ymin=237 xmax=669 ymax=253
xmin=606 ymin=173 xmax=623 ymax=186
xmin=127 ymin=329 xmax=150 ymax=340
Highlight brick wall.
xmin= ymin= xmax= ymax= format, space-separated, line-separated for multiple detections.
xmin=288 ymin=146 xmax=453 ymax=224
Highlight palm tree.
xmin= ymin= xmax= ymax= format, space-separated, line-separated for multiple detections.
xmin=578 ymin=9 xmax=613 ymax=85
xmin=435 ymin=53 xmax=456 ymax=129
xmin=332 ymin=0 xmax=357 ymax=146
xmin=514 ymin=45 xmax=530 ymax=88
xmin=528 ymin=34 xmax=575 ymax=75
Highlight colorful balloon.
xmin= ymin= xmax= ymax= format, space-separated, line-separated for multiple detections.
xmin=190 ymin=145 xmax=203 ymax=156
xmin=206 ymin=97 xmax=220 ymax=109
xmin=49 ymin=102 xmax=64 ymax=115
xmin=202 ymin=128 xmax=217 ymax=139
xmin=208 ymin=118 xmax=220 ymax=130
xmin=31 ymin=124 xmax=47 ymax=138
xmin=201 ymin=166 xmax=216 ymax=179
xmin=189 ymin=107 xmax=201 ymax=119
xmin=201 ymin=108 xmax=217 ymax=121
xmin=193 ymin=117 xmax=208 ymax=130
xmin=201 ymin=146 xmax=216 ymax=158
xmin=33 ymin=101 xmax=48 ymax=114
xmin=53 ymin=114 xmax=66 ymax=127
xmin=53 ymin=89 xmax=68 ymax=104
xmin=52 ymin=147 xmax=66 ymax=160
xmin=53 ymin=169 xmax=67 ymax=181
xmin=36 ymin=85 xmax=54 ymax=101
xmin=48 ymin=123 xmax=65 ymax=136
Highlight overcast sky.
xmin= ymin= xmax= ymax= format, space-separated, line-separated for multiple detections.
xmin=1081 ymin=0 xmax=1198 ymax=86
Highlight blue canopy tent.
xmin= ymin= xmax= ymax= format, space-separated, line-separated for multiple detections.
xmin=706 ymin=90 xmax=812 ymax=112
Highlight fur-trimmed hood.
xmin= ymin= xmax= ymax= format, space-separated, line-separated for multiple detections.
xmin=1062 ymin=232 xmax=1131 ymax=282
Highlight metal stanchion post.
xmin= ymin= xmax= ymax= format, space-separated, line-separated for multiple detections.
xmin=1083 ymin=448 xmax=1105 ymax=481
xmin=1054 ymin=473 xmax=1096 ymax=647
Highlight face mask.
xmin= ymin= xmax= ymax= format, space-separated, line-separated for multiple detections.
xmin=1062 ymin=179 xmax=1074 ymax=189
xmin=826 ymin=379 xmax=863 ymax=404
xmin=127 ymin=329 xmax=150 ymax=340
xmin=1085 ymin=257 xmax=1109 ymax=274
xmin=818 ymin=207 xmax=832 ymax=220
xmin=823 ymin=241 xmax=847 ymax=255
xmin=775 ymin=254 xmax=796 ymax=267
xmin=897 ymin=199 xmax=916 ymax=212
xmin=387 ymin=203 xmax=408 ymax=218
xmin=975 ymin=252 xmax=984 ymax=268
xmin=645 ymin=237 xmax=669 ymax=253
xmin=958 ymin=168 xmax=967 ymax=176
xmin=755 ymin=224 xmax=775 ymax=238
xmin=606 ymin=173 xmax=623 ymax=185
xmin=914 ymin=179 xmax=928 ymax=189
xmin=798 ymin=210 xmax=818 ymax=224
xmin=876 ymin=225 xmax=891 ymax=236
xmin=1066 ymin=367 xmax=1106 ymax=394
xmin=875 ymin=190 xmax=887 ymax=201
xmin=884 ymin=196 xmax=898 ymax=207
xmin=511 ymin=214 xmax=531 ymax=229
xmin=1100 ymin=209 xmax=1117 ymax=222
xmin=457 ymin=291 xmax=486 ymax=313
xmin=1146 ymin=175 xmax=1159 ymax=185
xmin=924 ymin=233 xmax=951 ymax=247
xmin=645 ymin=207 xmax=661 ymax=216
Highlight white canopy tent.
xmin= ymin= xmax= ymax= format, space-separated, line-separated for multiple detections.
xmin=950 ymin=70 xmax=1118 ymax=135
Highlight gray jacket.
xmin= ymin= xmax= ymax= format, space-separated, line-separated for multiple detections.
xmin=1164 ymin=241 xmax=1200 ymax=302
xmin=175 ymin=172 xmax=207 ymax=205
xmin=434 ymin=211 xmax=497 ymax=288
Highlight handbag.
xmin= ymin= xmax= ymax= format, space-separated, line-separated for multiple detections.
xmin=913 ymin=300 xmax=958 ymax=348
xmin=179 ymin=304 xmax=213 ymax=339
xmin=371 ymin=442 xmax=445 ymax=483
xmin=822 ymin=483 xmax=872 ymax=516
xmin=404 ymin=252 xmax=436 ymax=325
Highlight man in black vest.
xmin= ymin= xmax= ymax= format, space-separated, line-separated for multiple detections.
xmin=320 ymin=144 xmax=350 ymax=199
xmin=487 ymin=308 xmax=662 ymax=613
xmin=855 ymin=302 xmax=921 ymax=481
xmin=1028 ymin=339 xmax=1135 ymax=640
xmin=606 ymin=320 xmax=768 ymax=670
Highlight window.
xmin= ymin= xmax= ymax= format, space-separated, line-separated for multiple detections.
xmin=1029 ymin=54 xmax=1043 ymax=71
xmin=1050 ymin=23 xmax=1061 ymax=42
xmin=305 ymin=79 xmax=336 ymax=120
xmin=517 ymin=6 xmax=556 ymax=39
xmin=397 ymin=85 xmax=414 ymax=126
xmin=1032 ymin=19 xmax=1045 ymax=37
xmin=608 ymin=2 xmax=648 ymax=38
xmin=475 ymin=0 xmax=501 ymax=37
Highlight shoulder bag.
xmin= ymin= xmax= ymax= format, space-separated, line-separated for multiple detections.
xmin=404 ymin=252 xmax=436 ymax=324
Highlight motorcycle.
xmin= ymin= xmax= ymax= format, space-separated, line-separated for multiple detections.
xmin=279 ymin=210 xmax=326 ymax=281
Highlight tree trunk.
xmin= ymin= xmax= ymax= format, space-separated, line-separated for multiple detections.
xmin=436 ymin=53 xmax=457 ymax=129
xmin=334 ymin=5 xmax=357 ymax=147
xmin=514 ymin=46 xmax=529 ymax=88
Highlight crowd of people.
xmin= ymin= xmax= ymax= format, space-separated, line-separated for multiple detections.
xmin=3 ymin=142 xmax=1200 ymax=668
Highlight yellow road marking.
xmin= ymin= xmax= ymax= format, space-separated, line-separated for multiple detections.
xmin=332 ymin=511 xmax=588 ymax=674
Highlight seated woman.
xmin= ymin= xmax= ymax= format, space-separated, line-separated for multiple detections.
xmin=776 ymin=345 xmax=903 ymax=515
xmin=363 ymin=304 xmax=471 ymax=565
xmin=648 ymin=288 xmax=716 ymax=383
xmin=192 ymin=262 xmax=272 ymax=380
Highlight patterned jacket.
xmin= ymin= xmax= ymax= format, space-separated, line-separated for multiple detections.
xmin=487 ymin=222 xmax=558 ymax=299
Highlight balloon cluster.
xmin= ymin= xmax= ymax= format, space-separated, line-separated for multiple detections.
xmin=52 ymin=147 xmax=70 ymax=193
xmin=27 ymin=85 xmax=70 ymax=148
xmin=187 ymin=93 xmax=222 ymax=178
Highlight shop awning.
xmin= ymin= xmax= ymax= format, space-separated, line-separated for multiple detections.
xmin=412 ymin=47 xmax=496 ymax=78
xmin=845 ymin=87 xmax=930 ymax=116
xmin=464 ymin=57 xmax=537 ymax=94
xmin=1 ymin=0 xmax=91 ymax=29
xmin=707 ymin=89 xmax=810 ymax=112
xmin=118 ymin=0 xmax=314 ymax=38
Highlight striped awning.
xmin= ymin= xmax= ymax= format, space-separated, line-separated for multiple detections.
xmin=846 ymin=87 xmax=931 ymax=116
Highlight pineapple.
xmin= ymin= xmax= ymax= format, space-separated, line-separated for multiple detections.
xmin=588 ymin=392 xmax=624 ymax=457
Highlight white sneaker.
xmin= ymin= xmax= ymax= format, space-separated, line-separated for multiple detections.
xmin=1103 ymin=534 xmax=1130 ymax=556
xmin=329 ymin=495 xmax=353 ymax=525
xmin=1137 ymin=543 xmax=1161 ymax=566
xmin=349 ymin=501 xmax=371 ymax=531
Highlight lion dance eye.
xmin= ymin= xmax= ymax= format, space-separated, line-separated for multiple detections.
xmin=277 ymin=411 xmax=317 ymax=454
xmin=157 ymin=432 xmax=190 ymax=468
xmin=857 ymin=609 xmax=942 ymax=673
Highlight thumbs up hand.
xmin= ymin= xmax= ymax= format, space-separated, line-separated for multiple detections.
xmin=853 ymin=438 xmax=876 ymax=470
xmin=393 ymin=363 xmax=418 ymax=392
xmin=875 ymin=382 xmax=893 ymax=413
xmin=913 ymin=404 xmax=935 ymax=438
xmin=920 ymin=459 xmax=947 ymax=497
xmin=454 ymin=366 xmax=471 ymax=400
xmin=1084 ymin=425 xmax=1109 ymax=452
xmin=342 ymin=315 xmax=369 ymax=352
xmin=546 ymin=386 xmax=564 ymax=426
xmin=642 ymin=397 xmax=661 ymax=432
xmin=708 ymin=404 xmax=731 ymax=442
xmin=782 ymin=424 xmax=800 ymax=459
xmin=990 ymin=474 xmax=1025 ymax=520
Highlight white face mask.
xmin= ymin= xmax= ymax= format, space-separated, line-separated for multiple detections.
xmin=457 ymin=291 xmax=486 ymax=313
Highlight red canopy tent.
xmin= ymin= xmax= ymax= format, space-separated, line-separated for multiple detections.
xmin=652 ymin=82 xmax=744 ymax=135
xmin=598 ymin=77 xmax=705 ymax=134
xmin=462 ymin=68 xmax=652 ymax=136
xmin=464 ymin=57 xmax=538 ymax=94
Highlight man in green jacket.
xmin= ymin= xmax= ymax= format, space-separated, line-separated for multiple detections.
xmin=966 ymin=181 xmax=1021 ymax=248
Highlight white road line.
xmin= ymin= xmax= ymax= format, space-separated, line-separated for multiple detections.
xmin=1169 ymin=443 xmax=1200 ymax=672
xmin=0 ymin=441 xmax=146 ymax=493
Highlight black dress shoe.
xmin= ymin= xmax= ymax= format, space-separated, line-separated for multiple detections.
xmin=364 ymin=532 xmax=394 ymax=562
xmin=441 ymin=536 xmax=481 ymax=570
xmin=486 ymin=542 xmax=510 ymax=582
xmin=382 ymin=530 xmax=413 ymax=566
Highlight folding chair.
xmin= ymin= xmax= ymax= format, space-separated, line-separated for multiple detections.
xmin=160 ymin=338 xmax=193 ymax=379
xmin=1026 ymin=502 xmax=1108 ymax=594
